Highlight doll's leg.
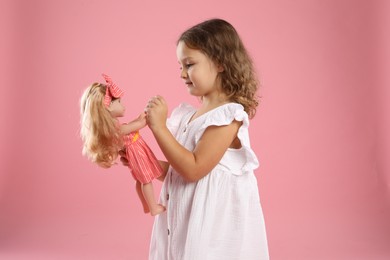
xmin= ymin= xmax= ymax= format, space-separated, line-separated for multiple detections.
xmin=142 ymin=182 xmax=165 ymax=216
xmin=135 ymin=180 xmax=150 ymax=213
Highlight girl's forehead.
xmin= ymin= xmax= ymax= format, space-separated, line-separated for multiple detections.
xmin=177 ymin=42 xmax=203 ymax=60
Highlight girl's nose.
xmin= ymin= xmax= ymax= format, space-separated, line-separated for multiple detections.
xmin=180 ymin=69 xmax=187 ymax=79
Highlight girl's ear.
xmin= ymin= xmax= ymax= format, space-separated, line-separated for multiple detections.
xmin=217 ymin=64 xmax=224 ymax=72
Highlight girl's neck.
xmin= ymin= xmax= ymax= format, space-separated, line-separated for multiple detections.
xmin=200 ymin=92 xmax=230 ymax=110
xmin=189 ymin=93 xmax=230 ymax=122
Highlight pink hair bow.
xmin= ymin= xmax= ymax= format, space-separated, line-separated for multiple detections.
xmin=102 ymin=73 xmax=124 ymax=107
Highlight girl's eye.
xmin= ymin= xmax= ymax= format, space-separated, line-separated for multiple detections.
xmin=179 ymin=63 xmax=194 ymax=70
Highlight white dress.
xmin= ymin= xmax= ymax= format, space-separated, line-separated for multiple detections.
xmin=149 ymin=103 xmax=269 ymax=260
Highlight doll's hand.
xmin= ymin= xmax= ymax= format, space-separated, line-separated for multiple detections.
xmin=122 ymin=112 xmax=147 ymax=134
xmin=119 ymin=149 xmax=129 ymax=167
xmin=136 ymin=112 xmax=147 ymax=128
xmin=146 ymin=95 xmax=168 ymax=132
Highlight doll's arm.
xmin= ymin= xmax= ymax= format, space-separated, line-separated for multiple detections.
xmin=120 ymin=112 xmax=147 ymax=135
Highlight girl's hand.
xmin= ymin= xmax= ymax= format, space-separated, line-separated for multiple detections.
xmin=146 ymin=95 xmax=168 ymax=132
xmin=119 ymin=149 xmax=129 ymax=167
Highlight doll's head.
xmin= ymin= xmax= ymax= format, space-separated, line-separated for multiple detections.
xmin=177 ymin=18 xmax=259 ymax=118
xmin=80 ymin=79 xmax=124 ymax=168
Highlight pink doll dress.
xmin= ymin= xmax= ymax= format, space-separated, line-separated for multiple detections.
xmin=123 ymin=131 xmax=163 ymax=184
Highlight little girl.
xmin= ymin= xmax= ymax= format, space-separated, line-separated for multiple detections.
xmin=145 ymin=19 xmax=269 ymax=259
xmin=80 ymin=74 xmax=165 ymax=216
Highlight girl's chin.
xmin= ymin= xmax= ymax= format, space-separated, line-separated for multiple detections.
xmin=188 ymin=89 xmax=202 ymax=97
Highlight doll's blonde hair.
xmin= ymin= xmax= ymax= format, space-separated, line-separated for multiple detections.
xmin=80 ymin=83 xmax=123 ymax=168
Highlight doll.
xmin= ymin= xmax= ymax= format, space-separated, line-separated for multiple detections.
xmin=80 ymin=74 xmax=165 ymax=216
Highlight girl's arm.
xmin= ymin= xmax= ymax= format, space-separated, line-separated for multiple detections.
xmin=147 ymin=96 xmax=241 ymax=182
xmin=120 ymin=112 xmax=147 ymax=135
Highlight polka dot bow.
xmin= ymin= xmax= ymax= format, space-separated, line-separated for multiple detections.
xmin=102 ymin=73 xmax=124 ymax=107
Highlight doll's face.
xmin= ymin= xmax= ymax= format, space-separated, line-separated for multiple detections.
xmin=109 ymin=98 xmax=125 ymax=117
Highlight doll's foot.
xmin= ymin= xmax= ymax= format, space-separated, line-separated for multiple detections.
xmin=150 ymin=204 xmax=166 ymax=216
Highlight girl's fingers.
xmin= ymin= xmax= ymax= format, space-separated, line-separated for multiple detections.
xmin=147 ymin=96 xmax=164 ymax=108
xmin=118 ymin=150 xmax=126 ymax=157
xmin=156 ymin=95 xmax=166 ymax=106
xmin=152 ymin=95 xmax=164 ymax=103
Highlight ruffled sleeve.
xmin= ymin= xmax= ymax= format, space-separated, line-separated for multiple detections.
xmin=194 ymin=103 xmax=259 ymax=173
xmin=166 ymin=103 xmax=195 ymax=136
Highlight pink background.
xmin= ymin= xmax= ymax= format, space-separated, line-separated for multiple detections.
xmin=1 ymin=0 xmax=389 ymax=259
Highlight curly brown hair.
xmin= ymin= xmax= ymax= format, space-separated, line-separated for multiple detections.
xmin=178 ymin=18 xmax=259 ymax=118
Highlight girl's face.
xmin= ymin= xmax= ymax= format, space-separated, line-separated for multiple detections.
xmin=176 ymin=41 xmax=223 ymax=97
xmin=108 ymin=98 xmax=125 ymax=117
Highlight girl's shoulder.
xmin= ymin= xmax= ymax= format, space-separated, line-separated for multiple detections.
xmin=204 ymin=102 xmax=248 ymax=124
xmin=168 ymin=102 xmax=248 ymax=129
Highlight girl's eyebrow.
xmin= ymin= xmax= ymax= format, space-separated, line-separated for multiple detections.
xmin=178 ymin=57 xmax=194 ymax=63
